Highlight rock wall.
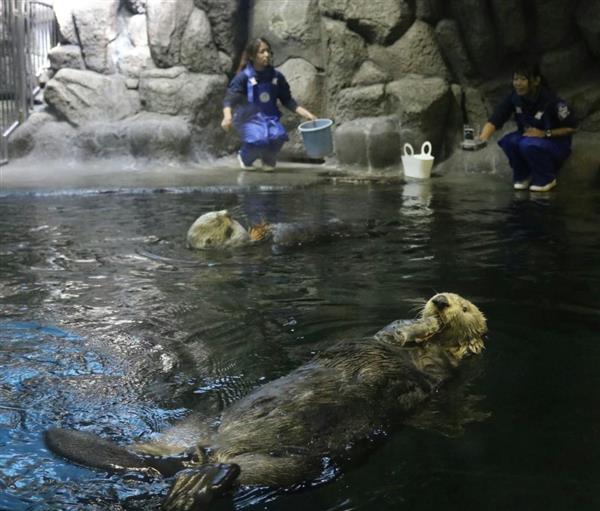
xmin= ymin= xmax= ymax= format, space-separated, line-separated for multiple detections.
xmin=9 ymin=0 xmax=600 ymax=167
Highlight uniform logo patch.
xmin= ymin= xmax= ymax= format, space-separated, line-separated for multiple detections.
xmin=557 ymin=102 xmax=570 ymax=120
xmin=535 ymin=111 xmax=543 ymax=120
xmin=259 ymin=92 xmax=271 ymax=103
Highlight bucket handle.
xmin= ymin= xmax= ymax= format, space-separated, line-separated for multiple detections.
xmin=403 ymin=143 xmax=414 ymax=156
xmin=420 ymin=141 xmax=432 ymax=156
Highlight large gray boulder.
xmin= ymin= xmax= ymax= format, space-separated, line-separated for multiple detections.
xmin=44 ymin=69 xmax=141 ymax=126
xmin=146 ymin=0 xmax=194 ymax=68
xmin=415 ymin=0 xmax=444 ymax=23
xmin=126 ymin=113 xmax=191 ymax=158
xmin=319 ymin=0 xmax=413 ymax=44
xmin=576 ymin=0 xmax=600 ymax=58
xmin=436 ymin=134 xmax=509 ymax=177
xmin=117 ymin=46 xmax=155 ymax=80
xmin=77 ymin=113 xmax=192 ymax=159
xmin=489 ymin=0 xmax=526 ymax=55
xmin=195 ymin=0 xmax=242 ymax=59
xmin=533 ymin=0 xmax=577 ymax=51
xmin=369 ymin=20 xmax=450 ymax=81
xmin=351 ymin=60 xmax=391 ymax=86
xmin=180 ymin=7 xmax=221 ymax=73
xmin=580 ymin=110 xmax=600 ymax=131
xmin=541 ymin=41 xmax=590 ymax=87
xmin=52 ymin=0 xmax=77 ymax=44
xmin=9 ymin=116 xmax=79 ymax=160
xmin=138 ymin=67 xmax=227 ymax=123
xmin=48 ymin=45 xmax=85 ymax=71
xmin=449 ymin=0 xmax=498 ymax=77
xmin=322 ymin=18 xmax=368 ymax=101
xmin=251 ymin=0 xmax=323 ymax=68
xmin=386 ymin=74 xmax=451 ymax=156
xmin=434 ymin=19 xmax=475 ymax=84
xmin=9 ymin=111 xmax=192 ymax=160
xmin=8 ymin=112 xmax=65 ymax=159
xmin=278 ymin=58 xmax=324 ymax=117
xmin=70 ymin=0 xmax=120 ymax=73
xmin=463 ymin=86 xmax=491 ymax=131
xmin=561 ymin=79 xmax=600 ymax=127
xmin=334 ymin=116 xmax=401 ymax=169
xmin=218 ymin=51 xmax=233 ymax=75
xmin=334 ymin=84 xmax=387 ymax=124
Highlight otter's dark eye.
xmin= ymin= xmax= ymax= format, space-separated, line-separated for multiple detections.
xmin=225 ymin=226 xmax=233 ymax=238
xmin=205 ymin=238 xmax=212 ymax=245
xmin=463 ymin=306 xmax=468 ymax=312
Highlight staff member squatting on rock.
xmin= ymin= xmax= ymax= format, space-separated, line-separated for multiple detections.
xmin=478 ymin=60 xmax=577 ymax=192
xmin=221 ymin=37 xmax=317 ymax=171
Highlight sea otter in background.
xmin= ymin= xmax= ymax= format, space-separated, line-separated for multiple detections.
xmin=45 ymin=292 xmax=487 ymax=510
xmin=185 ymin=209 xmax=387 ymax=251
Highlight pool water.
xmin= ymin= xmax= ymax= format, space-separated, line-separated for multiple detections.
xmin=1 ymin=171 xmax=599 ymax=510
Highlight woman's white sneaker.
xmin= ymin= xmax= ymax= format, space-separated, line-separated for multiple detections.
xmin=513 ymin=178 xmax=532 ymax=190
xmin=529 ymin=179 xmax=557 ymax=192
xmin=237 ymin=152 xmax=254 ymax=170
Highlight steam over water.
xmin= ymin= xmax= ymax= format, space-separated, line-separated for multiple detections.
xmin=1 ymin=171 xmax=599 ymax=510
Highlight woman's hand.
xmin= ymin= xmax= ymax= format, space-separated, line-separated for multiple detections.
xmin=221 ymin=107 xmax=233 ymax=132
xmin=523 ymin=127 xmax=545 ymax=138
xmin=478 ymin=122 xmax=496 ymax=142
xmin=296 ymin=106 xmax=317 ymax=121
xmin=221 ymin=116 xmax=233 ymax=132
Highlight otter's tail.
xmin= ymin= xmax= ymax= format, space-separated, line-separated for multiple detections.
xmin=44 ymin=427 xmax=188 ymax=477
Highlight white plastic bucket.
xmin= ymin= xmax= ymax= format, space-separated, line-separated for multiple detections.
xmin=401 ymin=141 xmax=434 ymax=179
xmin=298 ymin=118 xmax=334 ymax=158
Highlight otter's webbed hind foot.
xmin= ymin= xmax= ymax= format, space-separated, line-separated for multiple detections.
xmin=163 ymin=463 xmax=240 ymax=511
xmin=44 ymin=428 xmax=190 ymax=477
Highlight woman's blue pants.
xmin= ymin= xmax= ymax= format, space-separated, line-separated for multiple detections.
xmin=498 ymin=131 xmax=571 ymax=185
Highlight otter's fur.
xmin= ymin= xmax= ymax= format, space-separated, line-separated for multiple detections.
xmin=186 ymin=210 xmax=250 ymax=249
xmin=186 ymin=210 xmax=386 ymax=251
xmin=45 ymin=293 xmax=486 ymax=510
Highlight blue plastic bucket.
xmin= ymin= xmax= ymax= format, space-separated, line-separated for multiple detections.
xmin=298 ymin=118 xmax=334 ymax=158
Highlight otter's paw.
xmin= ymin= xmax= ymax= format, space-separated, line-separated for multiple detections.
xmin=162 ymin=463 xmax=240 ymax=511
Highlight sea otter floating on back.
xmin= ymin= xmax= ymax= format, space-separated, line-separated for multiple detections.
xmin=45 ymin=292 xmax=487 ymax=510
xmin=185 ymin=209 xmax=387 ymax=251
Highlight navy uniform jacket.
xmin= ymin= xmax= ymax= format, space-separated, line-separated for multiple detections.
xmin=223 ymin=65 xmax=298 ymax=120
xmin=489 ymin=85 xmax=577 ymax=139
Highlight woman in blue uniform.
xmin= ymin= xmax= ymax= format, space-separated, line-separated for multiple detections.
xmin=221 ymin=37 xmax=317 ymax=171
xmin=478 ymin=61 xmax=577 ymax=192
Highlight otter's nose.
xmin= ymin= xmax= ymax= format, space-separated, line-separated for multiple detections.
xmin=432 ymin=294 xmax=450 ymax=310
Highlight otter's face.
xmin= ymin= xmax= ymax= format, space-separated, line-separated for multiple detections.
xmin=422 ymin=293 xmax=487 ymax=358
xmin=187 ymin=210 xmax=250 ymax=250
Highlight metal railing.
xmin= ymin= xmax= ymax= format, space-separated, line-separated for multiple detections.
xmin=1 ymin=0 xmax=57 ymax=165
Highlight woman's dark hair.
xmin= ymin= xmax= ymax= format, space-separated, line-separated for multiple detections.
xmin=512 ymin=59 xmax=546 ymax=86
xmin=236 ymin=37 xmax=272 ymax=73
